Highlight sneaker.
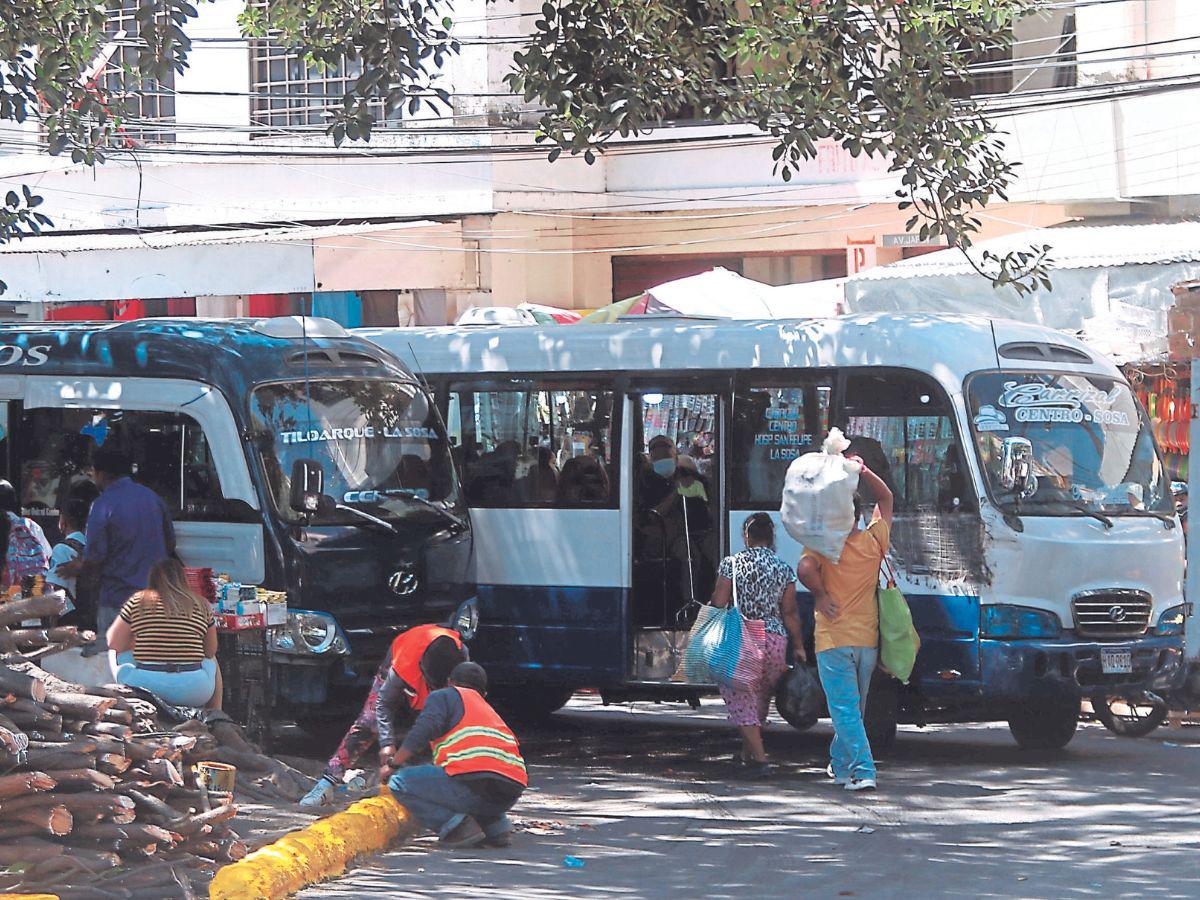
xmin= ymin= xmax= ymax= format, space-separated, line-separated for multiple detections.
xmin=440 ymin=817 xmax=486 ymax=850
xmin=826 ymin=764 xmax=849 ymax=786
xmin=483 ymin=831 xmax=513 ymax=849
xmin=845 ymin=777 xmax=877 ymax=792
xmin=299 ymin=778 xmax=337 ymax=809
xmin=341 ymin=775 xmax=369 ymax=795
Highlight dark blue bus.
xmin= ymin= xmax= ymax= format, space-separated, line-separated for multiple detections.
xmin=0 ymin=316 xmax=473 ymax=718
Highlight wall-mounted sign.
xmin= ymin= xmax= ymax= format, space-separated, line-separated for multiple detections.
xmin=881 ymin=233 xmax=947 ymax=248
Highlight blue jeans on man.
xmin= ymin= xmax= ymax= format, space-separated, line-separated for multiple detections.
xmin=388 ymin=765 xmax=515 ymax=841
xmin=816 ymin=645 xmax=878 ymax=781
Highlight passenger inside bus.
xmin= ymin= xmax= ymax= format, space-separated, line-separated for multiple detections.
xmin=558 ymin=455 xmax=609 ymax=504
xmin=634 ymin=430 xmax=718 ymax=629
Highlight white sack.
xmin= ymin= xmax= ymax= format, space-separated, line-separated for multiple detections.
xmin=780 ymin=428 xmax=862 ymax=562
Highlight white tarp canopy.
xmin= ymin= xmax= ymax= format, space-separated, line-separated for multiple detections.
xmin=641 ymin=267 xmax=843 ymax=319
xmin=845 ymin=221 xmax=1200 ymax=364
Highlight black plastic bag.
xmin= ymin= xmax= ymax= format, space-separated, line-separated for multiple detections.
xmin=774 ymin=664 xmax=824 ymax=731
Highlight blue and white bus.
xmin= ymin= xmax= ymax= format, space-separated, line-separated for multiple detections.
xmin=365 ymin=314 xmax=1185 ymax=749
xmin=0 ymin=317 xmax=472 ymax=719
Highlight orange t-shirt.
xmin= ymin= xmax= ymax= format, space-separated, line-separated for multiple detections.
xmin=803 ymin=517 xmax=890 ymax=654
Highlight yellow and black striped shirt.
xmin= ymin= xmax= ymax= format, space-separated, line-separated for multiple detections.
xmin=119 ymin=592 xmax=212 ymax=664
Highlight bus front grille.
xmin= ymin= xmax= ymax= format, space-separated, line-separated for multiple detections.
xmin=1071 ymin=590 xmax=1152 ymax=639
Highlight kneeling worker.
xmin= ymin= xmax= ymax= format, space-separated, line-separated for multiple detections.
xmin=300 ymin=622 xmax=466 ymax=808
xmin=384 ymin=662 xmax=526 ymax=849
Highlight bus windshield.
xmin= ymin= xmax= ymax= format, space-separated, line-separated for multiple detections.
xmin=252 ymin=379 xmax=461 ymax=525
xmin=968 ymin=371 xmax=1169 ymax=516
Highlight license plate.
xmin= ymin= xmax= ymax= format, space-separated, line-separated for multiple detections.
xmin=1101 ymin=648 xmax=1133 ymax=674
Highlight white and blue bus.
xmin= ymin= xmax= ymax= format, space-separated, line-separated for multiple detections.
xmin=0 ymin=317 xmax=473 ymax=721
xmin=365 ymin=314 xmax=1185 ymax=749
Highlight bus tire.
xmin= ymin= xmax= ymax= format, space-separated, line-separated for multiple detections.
xmin=1008 ymin=701 xmax=1079 ymax=750
xmin=864 ymin=671 xmax=899 ymax=755
xmin=491 ymin=686 xmax=575 ymax=721
xmin=1093 ymin=693 xmax=1168 ymax=738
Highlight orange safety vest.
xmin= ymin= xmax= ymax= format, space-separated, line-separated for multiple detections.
xmin=431 ymin=687 xmax=528 ymax=787
xmin=388 ymin=624 xmax=463 ymax=711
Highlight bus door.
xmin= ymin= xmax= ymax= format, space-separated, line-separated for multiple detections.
xmin=629 ymin=386 xmax=726 ymax=681
xmin=838 ymin=370 xmax=984 ymax=696
xmin=728 ymin=373 xmax=833 ymax=657
xmin=446 ymin=378 xmax=624 ymax=686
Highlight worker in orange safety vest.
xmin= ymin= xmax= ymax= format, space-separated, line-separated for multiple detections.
xmin=385 ymin=661 xmax=527 ymax=849
xmin=300 ymin=623 xmax=466 ymax=809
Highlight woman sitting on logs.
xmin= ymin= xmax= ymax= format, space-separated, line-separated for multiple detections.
xmin=106 ymin=558 xmax=222 ymax=709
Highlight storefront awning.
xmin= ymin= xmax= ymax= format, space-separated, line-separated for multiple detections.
xmin=0 ymin=221 xmax=440 ymax=303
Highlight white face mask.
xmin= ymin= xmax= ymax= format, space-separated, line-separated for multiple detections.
xmin=651 ymin=458 xmax=677 ymax=478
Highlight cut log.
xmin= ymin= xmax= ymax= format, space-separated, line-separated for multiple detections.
xmin=75 ymin=821 xmax=180 ymax=847
xmin=83 ymin=722 xmax=134 ymax=740
xmin=12 ymin=748 xmax=96 ymax=770
xmin=11 ymin=803 xmax=73 ymax=836
xmin=144 ymin=757 xmax=184 ymax=786
xmin=96 ymin=752 xmax=132 ymax=776
xmin=28 ymin=736 xmax=97 ymax=754
xmin=0 ymin=592 xmax=68 ymax=627
xmin=0 ymin=625 xmax=93 ymax=652
xmin=0 ymin=770 xmax=56 ymax=799
xmin=185 ymin=836 xmax=248 ymax=862
xmin=4 ymin=696 xmax=63 ymax=726
xmin=0 ymin=665 xmax=47 ymax=702
xmin=44 ymin=691 xmax=116 ymax=722
xmin=0 ymin=822 xmax=46 ymax=842
xmin=0 ymin=719 xmax=28 ymax=753
xmin=101 ymin=707 xmax=134 ymax=726
xmin=46 ymin=768 xmax=116 ymax=791
xmin=41 ymin=791 xmax=136 ymax=824
xmin=0 ymin=837 xmax=66 ymax=865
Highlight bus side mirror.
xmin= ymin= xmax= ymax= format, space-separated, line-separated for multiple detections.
xmin=289 ymin=458 xmax=327 ymax=514
xmin=999 ymin=437 xmax=1037 ymax=498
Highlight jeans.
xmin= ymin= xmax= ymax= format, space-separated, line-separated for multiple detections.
xmin=95 ymin=605 xmax=120 ymax=650
xmin=388 ymin=765 xmax=518 ymax=840
xmin=816 ymin=645 xmax=878 ymax=781
xmin=112 ymin=652 xmax=218 ymax=707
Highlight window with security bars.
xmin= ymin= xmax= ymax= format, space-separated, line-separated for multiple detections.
xmin=249 ymin=40 xmax=403 ymax=131
xmin=102 ymin=0 xmax=176 ymax=143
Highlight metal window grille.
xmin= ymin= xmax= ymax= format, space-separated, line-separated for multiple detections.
xmin=102 ymin=0 xmax=176 ymax=144
xmin=249 ymin=40 xmax=403 ymax=132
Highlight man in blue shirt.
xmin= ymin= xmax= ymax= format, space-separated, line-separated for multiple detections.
xmin=59 ymin=448 xmax=175 ymax=650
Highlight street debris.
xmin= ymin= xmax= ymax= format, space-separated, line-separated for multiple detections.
xmin=562 ymin=855 xmax=586 ymax=868
xmin=855 ymin=826 xmax=876 ymax=834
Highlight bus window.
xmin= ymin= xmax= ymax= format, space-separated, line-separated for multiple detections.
xmin=842 ymin=372 xmax=974 ymax=514
xmin=18 ymin=408 xmax=234 ymax=522
xmin=449 ymin=385 xmax=616 ymax=508
xmin=731 ymin=380 xmax=830 ymax=508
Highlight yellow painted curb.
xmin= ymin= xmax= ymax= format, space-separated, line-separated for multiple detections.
xmin=209 ymin=793 xmax=415 ymax=899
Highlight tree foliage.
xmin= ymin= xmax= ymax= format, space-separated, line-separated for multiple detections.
xmin=0 ymin=0 xmax=1050 ymax=294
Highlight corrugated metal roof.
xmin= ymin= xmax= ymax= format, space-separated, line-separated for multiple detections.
xmin=0 ymin=220 xmax=436 ymax=255
xmin=851 ymin=221 xmax=1200 ymax=282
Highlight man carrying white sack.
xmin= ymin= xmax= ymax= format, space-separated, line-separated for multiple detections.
xmin=785 ymin=429 xmax=894 ymax=792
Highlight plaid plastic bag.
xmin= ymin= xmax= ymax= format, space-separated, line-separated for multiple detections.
xmin=676 ymin=559 xmax=765 ymax=691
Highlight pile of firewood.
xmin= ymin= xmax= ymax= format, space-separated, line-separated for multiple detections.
xmin=0 ymin=591 xmax=316 ymax=898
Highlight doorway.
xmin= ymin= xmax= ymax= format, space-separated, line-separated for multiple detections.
xmin=629 ymin=390 xmax=722 ymax=679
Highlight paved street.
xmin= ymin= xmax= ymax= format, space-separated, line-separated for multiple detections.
xmin=303 ymin=696 xmax=1200 ymax=899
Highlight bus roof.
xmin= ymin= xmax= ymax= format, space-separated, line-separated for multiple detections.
xmin=360 ymin=314 xmax=1119 ymax=387
xmin=0 ymin=317 xmax=415 ymax=389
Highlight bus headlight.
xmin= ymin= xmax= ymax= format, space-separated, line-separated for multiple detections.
xmin=981 ymin=605 xmax=1062 ymax=639
xmin=1156 ymin=605 xmax=1187 ymax=636
xmin=270 ymin=611 xmax=350 ymax=656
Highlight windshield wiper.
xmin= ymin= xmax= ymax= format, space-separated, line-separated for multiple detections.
xmin=333 ymin=503 xmax=399 ymax=535
xmin=1047 ymin=499 xmax=1114 ymax=530
xmin=388 ymin=491 xmax=468 ymax=533
xmin=1116 ymin=508 xmax=1177 ymax=529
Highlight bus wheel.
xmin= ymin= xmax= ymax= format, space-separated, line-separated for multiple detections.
xmin=491 ymin=686 xmax=575 ymax=721
xmin=1093 ymin=693 xmax=1168 ymax=738
xmin=864 ymin=671 xmax=899 ymax=754
xmin=1008 ymin=700 xmax=1079 ymax=750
